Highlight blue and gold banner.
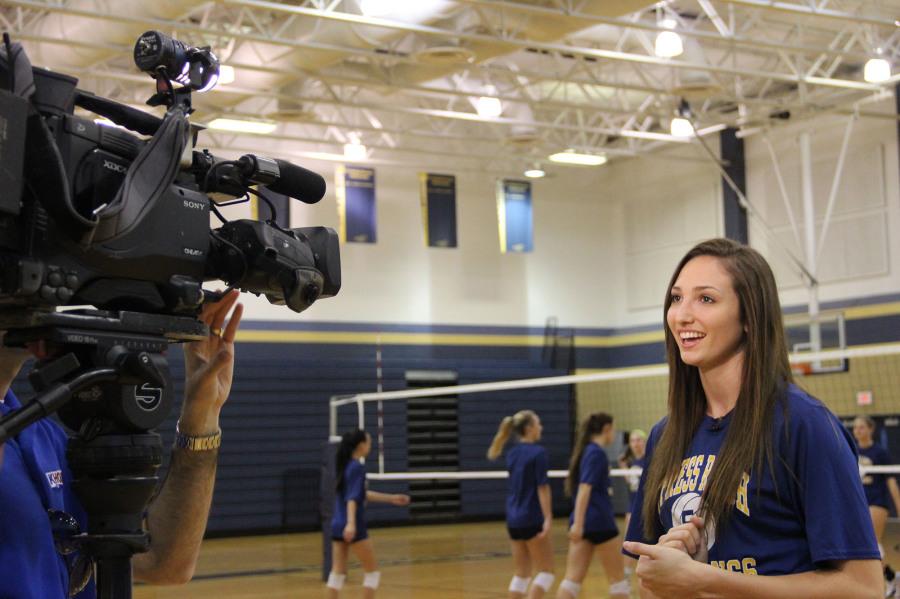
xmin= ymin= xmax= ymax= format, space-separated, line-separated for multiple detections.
xmin=251 ymin=189 xmax=291 ymax=229
xmin=496 ymin=179 xmax=533 ymax=253
xmin=336 ymin=165 xmax=377 ymax=243
xmin=419 ymin=173 xmax=458 ymax=248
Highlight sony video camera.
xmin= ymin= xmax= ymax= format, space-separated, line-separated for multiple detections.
xmin=0 ymin=31 xmax=340 ymax=331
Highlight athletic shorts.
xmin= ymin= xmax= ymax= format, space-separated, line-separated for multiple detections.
xmin=331 ymin=530 xmax=369 ymax=544
xmin=582 ymin=529 xmax=618 ymax=545
xmin=507 ymin=524 xmax=543 ymax=541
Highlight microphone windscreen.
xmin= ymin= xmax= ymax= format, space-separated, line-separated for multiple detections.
xmin=268 ymin=159 xmax=326 ymax=204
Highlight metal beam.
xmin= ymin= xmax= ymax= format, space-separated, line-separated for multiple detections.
xmin=713 ymin=0 xmax=898 ymax=28
xmin=220 ymin=0 xmax=886 ymax=91
xmin=458 ymin=0 xmax=876 ymax=62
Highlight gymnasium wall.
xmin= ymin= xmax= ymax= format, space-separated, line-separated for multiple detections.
xmin=745 ymin=98 xmax=900 ymax=308
xmin=225 ymin=96 xmax=899 ymax=335
xmin=152 ymin=336 xmax=573 ymax=535
xmin=220 ymin=162 xmax=619 ymax=329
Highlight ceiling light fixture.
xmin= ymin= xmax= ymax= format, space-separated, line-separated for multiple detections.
xmin=670 ymin=98 xmax=695 ymax=138
xmin=207 ymin=118 xmax=277 ymax=134
xmin=670 ymin=117 xmax=694 ymax=137
xmin=343 ymin=141 xmax=368 ymax=161
xmin=655 ymin=18 xmax=683 ymax=58
xmin=475 ymin=95 xmax=503 ymax=119
xmin=548 ymin=150 xmax=607 ymax=166
xmin=864 ymin=58 xmax=891 ymax=83
xmin=360 ymin=0 xmax=446 ymax=17
xmin=524 ymin=167 xmax=546 ymax=178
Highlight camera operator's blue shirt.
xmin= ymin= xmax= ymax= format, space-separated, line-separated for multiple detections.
xmin=624 ymin=383 xmax=880 ymax=575
xmin=0 ymin=389 xmax=94 ymax=598
xmin=505 ymin=442 xmax=549 ymax=528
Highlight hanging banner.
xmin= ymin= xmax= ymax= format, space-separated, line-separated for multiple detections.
xmin=251 ymin=188 xmax=291 ymax=229
xmin=496 ymin=179 xmax=533 ymax=253
xmin=419 ymin=173 xmax=458 ymax=248
xmin=336 ymin=165 xmax=377 ymax=243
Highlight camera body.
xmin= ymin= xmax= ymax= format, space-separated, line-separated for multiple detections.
xmin=0 ymin=36 xmax=340 ymax=329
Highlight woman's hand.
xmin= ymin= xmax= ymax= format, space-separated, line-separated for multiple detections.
xmin=538 ymin=517 xmax=552 ymax=539
xmin=391 ymin=494 xmax=411 ymax=506
xmin=568 ymin=523 xmax=584 ymax=542
xmin=658 ymin=516 xmax=708 ymax=562
xmin=342 ymin=523 xmax=357 ymax=543
xmin=623 ymin=540 xmax=706 ymax=597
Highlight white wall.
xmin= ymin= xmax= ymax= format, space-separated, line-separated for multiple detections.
xmin=598 ymin=144 xmax=725 ymax=328
xmin=218 ymin=99 xmax=900 ymax=330
xmin=744 ymin=98 xmax=900 ymax=308
xmin=222 ymin=160 xmax=619 ymax=328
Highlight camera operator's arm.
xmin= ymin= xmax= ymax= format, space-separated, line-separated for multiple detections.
xmin=132 ymin=290 xmax=243 ymax=585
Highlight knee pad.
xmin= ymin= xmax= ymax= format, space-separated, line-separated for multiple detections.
xmin=363 ymin=571 xmax=381 ymax=589
xmin=532 ymin=571 xmax=555 ymax=591
xmin=559 ymin=579 xmax=581 ymax=597
xmin=609 ymin=578 xmax=631 ymax=596
xmin=508 ymin=575 xmax=531 ymax=593
xmin=326 ymin=572 xmax=346 ymax=590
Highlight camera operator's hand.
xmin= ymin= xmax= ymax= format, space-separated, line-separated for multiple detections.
xmin=132 ymin=289 xmax=243 ymax=585
xmin=179 ymin=289 xmax=243 ymax=436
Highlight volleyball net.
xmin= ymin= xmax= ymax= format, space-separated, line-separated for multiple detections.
xmin=329 ymin=342 xmax=900 ymax=486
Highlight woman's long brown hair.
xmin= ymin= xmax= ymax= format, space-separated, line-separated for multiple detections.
xmin=642 ymin=238 xmax=793 ymax=539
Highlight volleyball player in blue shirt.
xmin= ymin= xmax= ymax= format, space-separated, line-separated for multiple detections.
xmin=556 ymin=412 xmax=629 ymax=598
xmin=327 ymin=429 xmax=410 ymax=598
xmin=487 ymin=410 xmax=555 ymax=598
xmin=853 ymin=415 xmax=900 ymax=594
xmin=619 ymin=428 xmax=647 ymax=575
xmin=622 ymin=238 xmax=882 ymax=598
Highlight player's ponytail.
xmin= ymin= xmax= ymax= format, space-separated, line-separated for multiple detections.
xmin=487 ymin=410 xmax=538 ymax=460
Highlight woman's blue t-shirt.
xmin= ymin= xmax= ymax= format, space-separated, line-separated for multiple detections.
xmin=625 ymin=384 xmax=880 ymax=575
xmin=570 ymin=442 xmax=617 ymax=534
xmin=330 ymin=460 xmax=367 ymax=540
xmin=505 ymin=442 xmax=549 ymax=528
xmin=858 ymin=443 xmax=892 ymax=510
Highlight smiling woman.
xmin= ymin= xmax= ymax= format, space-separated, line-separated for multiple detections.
xmin=623 ymin=238 xmax=884 ymax=599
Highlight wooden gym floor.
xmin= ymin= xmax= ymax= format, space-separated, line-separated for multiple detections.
xmin=134 ymin=517 xmax=637 ymax=598
xmin=134 ymin=517 xmax=900 ymax=598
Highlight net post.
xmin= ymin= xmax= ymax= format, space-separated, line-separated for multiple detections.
xmin=357 ymin=398 xmax=365 ymax=431
xmin=376 ymin=335 xmax=385 ymax=475
xmin=329 ymin=396 xmax=338 ymax=440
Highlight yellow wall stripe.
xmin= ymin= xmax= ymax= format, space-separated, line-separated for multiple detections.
xmin=233 ymin=300 xmax=900 ymax=346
